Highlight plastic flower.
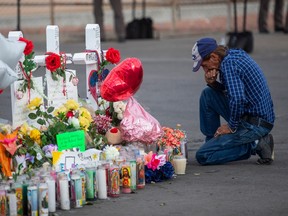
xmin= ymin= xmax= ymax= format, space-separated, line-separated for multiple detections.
xmin=64 ymin=99 xmax=79 ymax=111
xmin=45 ymin=53 xmax=61 ymax=72
xmin=157 ymin=126 xmax=185 ymax=149
xmin=68 ymin=117 xmax=80 ymax=129
xmin=30 ymin=128 xmax=41 ymax=145
xmin=53 ymin=106 xmax=67 ymax=116
xmin=19 ymin=37 xmax=34 ymax=55
xmin=103 ymin=145 xmax=119 ymax=161
xmin=105 ymin=48 xmax=121 ymax=64
xmin=42 ymin=144 xmax=58 ymax=158
xmin=27 ymin=97 xmax=43 ymax=110
xmin=0 ymin=129 xmax=19 ymax=155
xmin=79 ymin=107 xmax=92 ymax=122
xmin=79 ymin=116 xmax=91 ymax=131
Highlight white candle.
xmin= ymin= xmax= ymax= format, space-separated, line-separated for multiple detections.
xmin=38 ymin=183 xmax=49 ymax=216
xmin=59 ymin=179 xmax=70 ymax=210
xmin=97 ymin=166 xmax=107 ymax=199
xmin=7 ymin=192 xmax=17 ymax=216
xmin=173 ymin=156 xmax=187 ymax=175
xmin=46 ymin=179 xmax=56 ymax=212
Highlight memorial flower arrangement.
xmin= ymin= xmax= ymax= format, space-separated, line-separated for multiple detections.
xmin=157 ymin=125 xmax=186 ymax=155
xmin=27 ymin=97 xmax=93 ymax=146
xmin=16 ymin=37 xmax=37 ymax=99
xmin=144 ymin=151 xmax=174 ymax=183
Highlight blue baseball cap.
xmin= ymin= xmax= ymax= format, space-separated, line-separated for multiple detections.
xmin=192 ymin=38 xmax=218 ymax=72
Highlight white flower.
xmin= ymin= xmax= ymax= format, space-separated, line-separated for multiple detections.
xmin=103 ymin=145 xmax=120 ymax=161
xmin=117 ymin=113 xmax=123 ymax=120
xmin=36 ymin=152 xmax=43 ymax=161
xmin=68 ymin=117 xmax=80 ymax=129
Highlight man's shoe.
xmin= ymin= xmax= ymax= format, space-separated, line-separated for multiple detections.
xmin=255 ymin=134 xmax=274 ymax=165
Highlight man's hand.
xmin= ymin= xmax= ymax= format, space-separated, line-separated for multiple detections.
xmin=214 ymin=124 xmax=234 ymax=137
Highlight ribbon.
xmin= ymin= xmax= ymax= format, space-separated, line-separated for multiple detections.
xmin=19 ymin=61 xmax=32 ymax=102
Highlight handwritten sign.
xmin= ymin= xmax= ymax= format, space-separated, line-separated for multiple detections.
xmin=52 ymin=148 xmax=102 ymax=172
xmin=56 ymin=130 xmax=86 ymax=152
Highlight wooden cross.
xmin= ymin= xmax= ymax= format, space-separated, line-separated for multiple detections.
xmin=73 ymin=24 xmax=106 ymax=110
xmin=8 ymin=31 xmax=44 ymax=129
xmin=34 ymin=25 xmax=78 ymax=108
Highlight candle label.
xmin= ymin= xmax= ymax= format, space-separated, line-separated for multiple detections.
xmin=109 ymin=167 xmax=120 ymax=197
xmin=85 ymin=169 xmax=96 ymax=201
xmin=79 ymin=170 xmax=87 ymax=205
xmin=71 ymin=175 xmax=83 ymax=208
xmin=15 ymin=186 xmax=23 ymax=216
xmin=130 ymin=161 xmax=137 ymax=191
xmin=121 ymin=166 xmax=131 ymax=189
xmin=136 ymin=159 xmax=145 ymax=188
xmin=39 ymin=185 xmax=49 ymax=216
xmin=27 ymin=186 xmax=38 ymax=216
xmin=0 ymin=189 xmax=7 ymax=215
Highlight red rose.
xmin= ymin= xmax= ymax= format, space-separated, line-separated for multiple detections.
xmin=105 ymin=48 xmax=121 ymax=64
xmin=66 ymin=111 xmax=74 ymax=118
xmin=45 ymin=53 xmax=61 ymax=72
xmin=19 ymin=37 xmax=34 ymax=55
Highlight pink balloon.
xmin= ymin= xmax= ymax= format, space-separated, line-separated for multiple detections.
xmin=100 ymin=58 xmax=143 ymax=102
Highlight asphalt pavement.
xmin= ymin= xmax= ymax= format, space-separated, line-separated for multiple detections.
xmin=1 ymin=2 xmax=288 ymax=216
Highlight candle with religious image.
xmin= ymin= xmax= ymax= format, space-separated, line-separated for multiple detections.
xmin=27 ymin=185 xmax=38 ymax=216
xmin=0 ymin=186 xmax=7 ymax=215
xmin=129 ymin=160 xmax=137 ymax=192
xmin=121 ymin=163 xmax=131 ymax=194
xmin=70 ymin=172 xmax=83 ymax=208
xmin=78 ymin=169 xmax=87 ymax=205
xmin=102 ymin=162 xmax=111 ymax=196
xmin=136 ymin=156 xmax=145 ymax=189
xmin=38 ymin=182 xmax=49 ymax=216
xmin=109 ymin=164 xmax=120 ymax=198
xmin=85 ymin=167 xmax=97 ymax=201
xmin=11 ymin=182 xmax=23 ymax=216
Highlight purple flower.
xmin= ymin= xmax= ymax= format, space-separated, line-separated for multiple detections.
xmin=25 ymin=153 xmax=35 ymax=164
xmin=42 ymin=144 xmax=58 ymax=158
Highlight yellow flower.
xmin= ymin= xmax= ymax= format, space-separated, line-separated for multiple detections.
xmin=79 ymin=116 xmax=90 ymax=131
xmin=30 ymin=128 xmax=42 ymax=145
xmin=64 ymin=99 xmax=79 ymax=111
xmin=79 ymin=107 xmax=92 ymax=122
xmin=53 ymin=106 xmax=67 ymax=116
xmin=27 ymin=97 xmax=43 ymax=110
xmin=19 ymin=123 xmax=31 ymax=136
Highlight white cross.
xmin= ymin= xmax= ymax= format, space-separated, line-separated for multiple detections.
xmin=33 ymin=25 xmax=78 ymax=108
xmin=73 ymin=24 xmax=106 ymax=110
xmin=8 ymin=31 xmax=44 ymax=129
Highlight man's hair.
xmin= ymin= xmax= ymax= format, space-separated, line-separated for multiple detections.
xmin=203 ymin=45 xmax=228 ymax=61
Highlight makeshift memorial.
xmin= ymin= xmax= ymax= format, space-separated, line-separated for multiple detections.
xmin=144 ymin=151 xmax=174 ymax=183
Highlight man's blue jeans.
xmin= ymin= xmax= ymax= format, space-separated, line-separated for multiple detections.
xmin=196 ymin=87 xmax=271 ymax=165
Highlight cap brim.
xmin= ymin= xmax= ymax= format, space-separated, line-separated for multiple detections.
xmin=192 ymin=60 xmax=202 ymax=72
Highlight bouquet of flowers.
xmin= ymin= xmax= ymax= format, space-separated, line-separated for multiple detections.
xmin=157 ymin=125 xmax=186 ymax=156
xmin=144 ymin=151 xmax=174 ymax=183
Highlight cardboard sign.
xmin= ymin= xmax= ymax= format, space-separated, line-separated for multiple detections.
xmin=52 ymin=148 xmax=102 ymax=172
xmin=56 ymin=130 xmax=86 ymax=152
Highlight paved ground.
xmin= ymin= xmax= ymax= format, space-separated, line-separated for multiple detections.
xmin=1 ymin=2 xmax=288 ymax=216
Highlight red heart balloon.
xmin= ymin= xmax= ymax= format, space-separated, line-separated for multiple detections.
xmin=100 ymin=58 xmax=143 ymax=102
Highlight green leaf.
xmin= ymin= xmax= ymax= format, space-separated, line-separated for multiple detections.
xmin=28 ymin=113 xmax=37 ymax=119
xmin=37 ymin=118 xmax=46 ymax=125
xmin=47 ymin=106 xmax=55 ymax=113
